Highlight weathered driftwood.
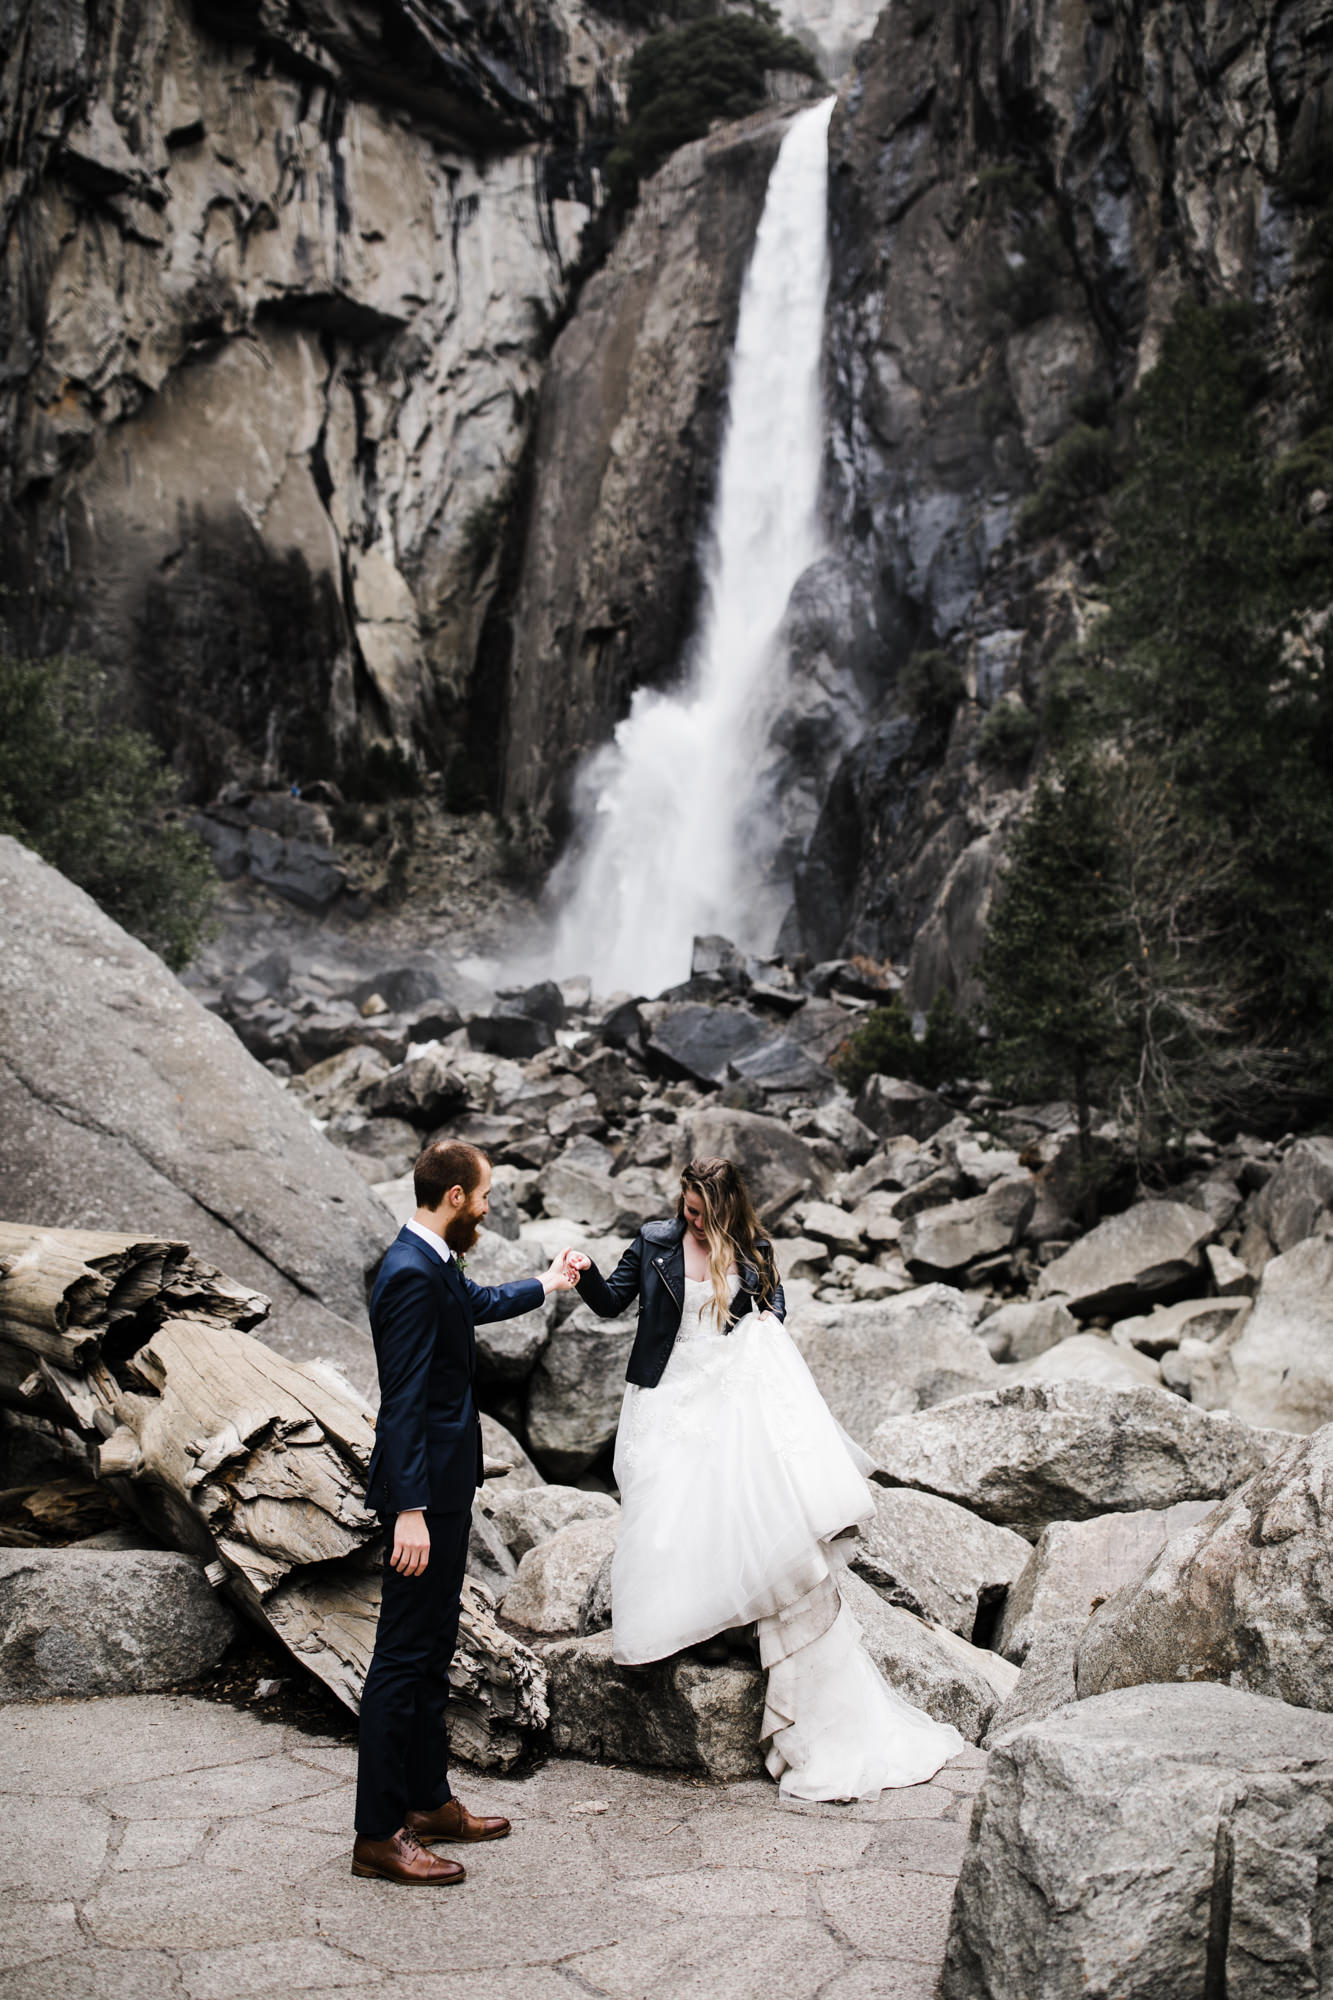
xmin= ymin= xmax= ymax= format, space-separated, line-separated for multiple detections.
xmin=0 ymin=1224 xmax=548 ymax=1765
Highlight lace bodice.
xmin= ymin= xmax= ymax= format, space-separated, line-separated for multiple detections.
xmin=677 ymin=1273 xmax=733 ymax=1343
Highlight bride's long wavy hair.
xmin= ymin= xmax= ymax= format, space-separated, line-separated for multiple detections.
xmin=677 ymin=1156 xmax=780 ymax=1330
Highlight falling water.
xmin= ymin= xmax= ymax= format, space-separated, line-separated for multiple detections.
xmin=551 ymin=95 xmax=835 ymax=997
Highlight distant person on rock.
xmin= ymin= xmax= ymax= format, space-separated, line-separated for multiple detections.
xmin=572 ymin=1155 xmax=965 ymax=1801
xmin=352 ymin=1139 xmax=585 ymax=1886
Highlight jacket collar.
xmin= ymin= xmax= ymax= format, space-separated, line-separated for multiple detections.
xmin=641 ymin=1216 xmax=686 ymax=1247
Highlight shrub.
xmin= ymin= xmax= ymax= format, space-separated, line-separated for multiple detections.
xmin=1017 ymin=423 xmax=1115 ymax=540
xmin=832 ymin=989 xmax=979 ymax=1095
xmin=0 ymin=650 xmax=215 ymax=968
xmin=976 ymin=700 xmax=1039 ymax=771
xmin=898 ymin=647 xmax=966 ymax=732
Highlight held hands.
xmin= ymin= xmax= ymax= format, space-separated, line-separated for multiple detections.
xmin=391 ymin=1508 xmax=430 ymax=1577
xmin=541 ymin=1247 xmax=590 ymax=1294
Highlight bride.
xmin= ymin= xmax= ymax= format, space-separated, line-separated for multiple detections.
xmin=572 ymin=1155 xmax=965 ymax=1802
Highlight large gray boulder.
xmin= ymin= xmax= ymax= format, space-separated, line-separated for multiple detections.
xmin=480 ymin=1412 xmax=544 ymax=1490
xmin=899 ymin=1175 xmax=1036 ymax=1275
xmin=1037 ymin=1200 xmax=1216 ymax=1319
xmin=978 ymin=1296 xmax=1078 ymax=1362
xmin=868 ymin=1382 xmax=1282 ymax=1538
xmin=543 ymin=1630 xmax=766 ymax=1779
xmin=1005 ymin=1331 xmax=1162 ymax=1392
xmin=852 ymin=1486 xmax=1031 ymax=1641
xmin=673 ymin=1105 xmax=829 ymax=1219
xmin=843 ymin=1569 xmax=1017 ymax=1744
xmin=465 ymin=1228 xmax=556 ymax=1382
xmin=981 ymin=1617 xmax=1086 ymax=1744
xmin=943 ymin=1683 xmax=1333 ymax=2000
xmin=854 ymin=1074 xmax=950 ymax=1141
xmin=500 ymin=1514 xmax=620 ymax=1634
xmin=524 ymin=1305 xmax=632 ymax=1477
xmin=0 ymin=838 xmax=391 ymax=1390
xmin=538 ymin=1137 xmax=662 ymax=1235
xmin=480 ymin=1482 xmax=618 ymax=1561
xmin=0 ymin=1547 xmax=235 ymax=1699
xmin=1251 ymin=1134 xmax=1333 ymax=1251
xmin=645 ymin=1003 xmax=772 ymax=1086
xmin=1074 ymin=1425 xmax=1333 ymax=1710
xmin=995 ymin=1501 xmax=1217 ymax=1664
xmin=1215 ymin=1235 xmax=1333 ymax=1433
xmin=792 ymin=1285 xmax=995 ymax=1442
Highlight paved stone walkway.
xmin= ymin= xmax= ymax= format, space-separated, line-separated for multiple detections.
xmin=0 ymin=1697 xmax=984 ymax=1998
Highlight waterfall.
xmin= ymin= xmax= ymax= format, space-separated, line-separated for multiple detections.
xmin=550 ymin=95 xmax=835 ymax=997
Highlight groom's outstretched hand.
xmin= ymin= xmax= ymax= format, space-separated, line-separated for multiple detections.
xmin=391 ymin=1508 xmax=430 ymax=1576
xmin=541 ymin=1248 xmax=590 ymax=1294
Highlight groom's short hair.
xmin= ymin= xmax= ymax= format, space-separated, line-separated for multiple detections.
xmin=414 ymin=1140 xmax=487 ymax=1211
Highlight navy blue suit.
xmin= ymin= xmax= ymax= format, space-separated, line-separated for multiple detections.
xmin=355 ymin=1225 xmax=544 ymax=1837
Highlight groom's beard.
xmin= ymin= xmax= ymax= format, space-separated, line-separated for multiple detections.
xmin=445 ymin=1208 xmax=482 ymax=1256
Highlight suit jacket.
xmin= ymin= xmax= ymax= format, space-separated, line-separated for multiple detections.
xmin=365 ymin=1227 xmax=544 ymax=1515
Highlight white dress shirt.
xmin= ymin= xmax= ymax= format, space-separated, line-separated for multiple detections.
xmin=404 ymin=1216 xmax=453 ymax=1264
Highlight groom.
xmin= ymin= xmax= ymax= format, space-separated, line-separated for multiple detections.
xmin=352 ymin=1138 xmax=582 ymax=1885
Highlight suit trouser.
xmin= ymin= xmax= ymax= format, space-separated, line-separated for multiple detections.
xmin=354 ymin=1506 xmax=471 ymax=1838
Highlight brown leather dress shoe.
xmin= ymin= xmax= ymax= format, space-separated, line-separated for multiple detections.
xmin=405 ymin=1798 xmax=511 ymax=1844
xmin=351 ymin=1828 xmax=467 ymax=1884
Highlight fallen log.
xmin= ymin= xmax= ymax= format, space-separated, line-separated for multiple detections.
xmin=0 ymin=1224 xmax=548 ymax=1765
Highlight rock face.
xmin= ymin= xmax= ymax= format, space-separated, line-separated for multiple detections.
xmin=543 ymin=1631 xmax=766 ymax=1779
xmin=868 ymin=1382 xmax=1281 ymax=1538
xmin=0 ymin=839 xmax=390 ymax=1386
xmin=852 ymin=1486 xmax=1031 ymax=1642
xmin=1 ymin=0 xmax=631 ymax=790
xmin=0 ymin=1548 xmax=235 ymax=1699
xmin=995 ymin=1502 xmax=1217 ymax=1664
xmin=1074 ymin=1427 xmax=1333 ymax=1712
xmin=792 ymin=1286 xmax=995 ymax=1442
xmin=943 ymin=1683 xmax=1333 ymax=2000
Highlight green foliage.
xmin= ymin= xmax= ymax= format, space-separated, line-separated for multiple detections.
xmin=608 ymin=16 xmax=821 ymax=205
xmin=340 ymin=739 xmax=423 ymax=805
xmin=1017 ymin=424 xmax=1115 ymax=541
xmin=831 ymin=989 xmax=980 ymax=1095
xmin=0 ymin=651 xmax=215 ymax=969
xmin=898 ymin=647 xmax=966 ymax=732
xmin=976 ymin=699 xmax=1040 ymax=772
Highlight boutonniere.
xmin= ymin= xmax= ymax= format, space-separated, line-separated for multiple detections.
xmin=455 ymin=1255 xmax=467 ymax=1275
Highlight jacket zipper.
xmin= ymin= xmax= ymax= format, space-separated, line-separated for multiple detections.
xmin=653 ymin=1253 xmax=682 ymax=1310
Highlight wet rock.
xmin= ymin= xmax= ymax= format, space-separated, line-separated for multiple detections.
xmin=1251 ymin=1135 xmax=1333 ymax=1251
xmin=977 ymin=1297 xmax=1077 ymax=1363
xmin=842 ymin=1570 xmax=1015 ymax=1744
xmin=675 ymin=1106 xmax=830 ymax=1218
xmin=543 ymin=1631 xmax=766 ymax=1779
xmin=995 ymin=1501 xmax=1217 ymax=1665
xmin=467 ymin=1011 xmax=557 ymax=1059
xmin=851 ymin=1487 xmax=1031 ymax=1642
xmin=1074 ymin=1426 xmax=1333 ymax=1711
xmin=943 ymin=1684 xmax=1333 ymax=2000
xmin=645 ymin=1003 xmax=773 ymax=1086
xmin=502 ymin=1514 xmax=620 ymax=1634
xmin=792 ymin=1286 xmax=995 ymax=1443
xmin=194 ymin=807 xmax=349 ymax=912
xmin=0 ymin=1548 xmax=235 ymax=1699
xmin=899 ymin=1175 xmax=1035 ymax=1275
xmin=480 ymin=1483 xmax=618 ymax=1562
xmin=1037 ymin=1201 xmax=1217 ymax=1318
xmin=868 ymin=1382 xmax=1282 ymax=1538
xmin=525 ymin=1306 xmax=632 ymax=1478
xmin=1220 ymin=1236 xmax=1333 ymax=1433
xmin=854 ymin=1075 xmax=951 ymax=1142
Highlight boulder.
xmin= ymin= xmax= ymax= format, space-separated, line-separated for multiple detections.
xmin=798 ymin=1200 xmax=866 ymax=1256
xmin=942 ymin=1683 xmax=1333 ymax=2000
xmin=468 ymin=1504 xmax=518 ymax=1601
xmin=363 ymin=1050 xmax=468 ymax=1126
xmin=1216 ymin=1235 xmax=1333 ymax=1432
xmin=537 ymin=1138 xmax=664 ymax=1235
xmin=674 ymin=1105 xmax=829 ymax=1218
xmin=495 ymin=979 xmax=567 ymax=1029
xmin=899 ymin=1175 xmax=1035 ymax=1274
xmin=868 ymin=1382 xmax=1282 ymax=1538
xmin=851 ymin=1486 xmax=1031 ymax=1641
xmin=480 ymin=1413 xmax=544 ymax=1491
xmin=645 ymin=1003 xmax=771 ymax=1086
xmin=1251 ymin=1134 xmax=1333 ymax=1251
xmin=1005 ymin=1331 xmax=1163 ymax=1391
xmin=842 ymin=1569 xmax=1016 ymax=1744
xmin=1074 ymin=1426 xmax=1333 ymax=1711
xmin=982 ymin=1617 xmax=1085 ymax=1743
xmin=806 ymin=1098 xmax=878 ymax=1165
xmin=0 ymin=837 xmax=392 ymax=1392
xmin=481 ymin=1482 xmax=618 ymax=1562
xmin=287 ymin=1042 xmax=392 ymax=1120
xmin=577 ymin=1549 xmax=615 ymax=1634
xmin=543 ymin=1630 xmax=766 ymax=1779
xmin=772 ymin=1234 xmax=831 ymax=1280
xmin=978 ymin=1297 xmax=1078 ymax=1363
xmin=728 ymin=1036 xmax=833 ymax=1099
xmin=464 ymin=1228 xmax=556 ymax=1383
xmin=1205 ymin=1242 xmax=1255 ymax=1296
xmin=995 ymin=1501 xmax=1218 ymax=1664
xmin=792 ymin=1286 xmax=995 ymax=1443
xmin=500 ymin=1514 xmax=620 ymax=1634
xmin=1110 ymin=1294 xmax=1251 ymax=1356
xmin=1037 ymin=1200 xmax=1216 ymax=1318
xmin=854 ymin=1074 xmax=951 ymax=1141
xmin=524 ymin=1305 xmax=632 ymax=1477
xmin=467 ymin=1011 xmax=557 ymax=1059
xmin=838 ymin=1135 xmax=932 ymax=1203
xmin=0 ymin=1548 xmax=235 ymax=1699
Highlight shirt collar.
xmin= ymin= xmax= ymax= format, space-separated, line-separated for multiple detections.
xmin=404 ymin=1216 xmax=453 ymax=1264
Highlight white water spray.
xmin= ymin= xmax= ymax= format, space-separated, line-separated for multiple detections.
xmin=551 ymin=96 xmax=835 ymax=996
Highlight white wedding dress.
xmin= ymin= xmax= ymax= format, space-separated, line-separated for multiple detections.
xmin=611 ymin=1274 xmax=966 ymax=1801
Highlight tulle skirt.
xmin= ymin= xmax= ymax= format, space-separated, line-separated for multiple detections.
xmin=610 ymin=1312 xmax=965 ymax=1800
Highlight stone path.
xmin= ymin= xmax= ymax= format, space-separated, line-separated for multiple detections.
xmin=0 ymin=1696 xmax=984 ymax=1998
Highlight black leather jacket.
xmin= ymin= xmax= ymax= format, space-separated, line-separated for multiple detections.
xmin=574 ymin=1216 xmax=786 ymax=1388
